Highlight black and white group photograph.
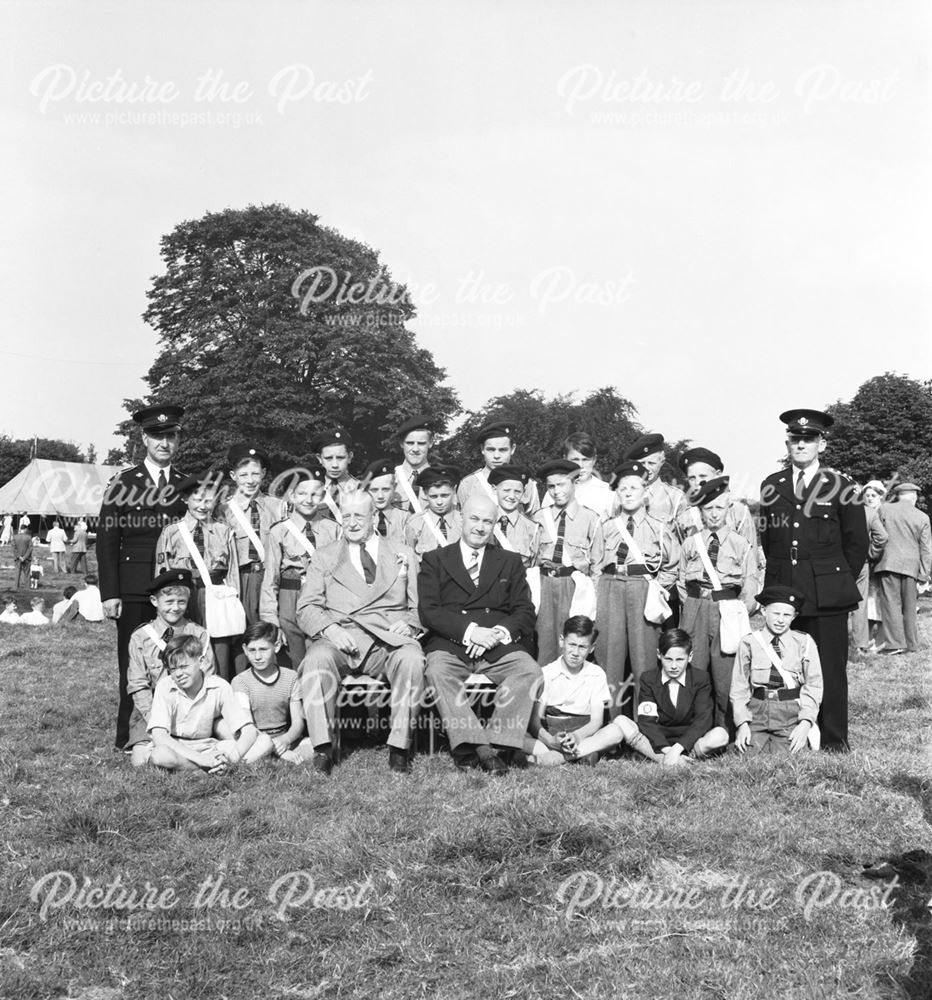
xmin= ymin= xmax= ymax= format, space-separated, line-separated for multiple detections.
xmin=1 ymin=2 xmax=930 ymax=998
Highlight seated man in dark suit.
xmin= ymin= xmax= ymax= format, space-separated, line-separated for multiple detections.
xmin=419 ymin=494 xmax=541 ymax=774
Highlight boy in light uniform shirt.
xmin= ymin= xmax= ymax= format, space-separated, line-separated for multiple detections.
xmin=676 ymin=447 xmax=758 ymax=550
xmin=260 ymin=465 xmax=339 ymax=668
xmin=533 ymin=460 xmax=604 ymax=665
xmin=732 ymin=585 xmax=823 ymax=756
xmin=313 ymin=428 xmax=360 ymax=523
xmin=457 ymin=420 xmax=540 ymax=515
xmin=676 ymin=476 xmax=760 ymax=731
xmin=489 ymin=465 xmax=541 ymax=567
xmin=540 ymin=432 xmax=614 ymax=520
xmin=597 ymin=460 xmax=680 ymax=719
xmin=393 ymin=414 xmax=438 ymax=513
xmin=155 ymin=473 xmax=240 ymax=680
xmin=140 ymin=634 xmax=257 ymax=772
xmin=622 ymin=433 xmax=688 ymax=534
xmin=223 ymin=443 xmax=287 ymax=627
xmin=363 ymin=458 xmax=410 ymax=542
xmin=126 ymin=569 xmax=214 ymax=762
xmin=404 ymin=466 xmax=463 ymax=561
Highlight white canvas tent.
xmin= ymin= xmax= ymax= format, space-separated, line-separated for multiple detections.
xmin=0 ymin=459 xmax=122 ymax=519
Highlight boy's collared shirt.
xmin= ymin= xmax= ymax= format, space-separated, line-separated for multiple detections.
xmin=20 ymin=609 xmax=49 ymax=625
xmin=541 ymin=657 xmax=610 ymax=716
xmin=0 ymin=608 xmax=20 ymax=623
xmin=127 ymin=617 xmax=214 ymax=717
xmin=677 ymin=499 xmax=758 ymax=549
xmin=495 ymin=509 xmax=542 ymax=566
xmin=393 ymin=462 xmax=429 ymax=512
xmin=600 ymin=509 xmax=680 ymax=588
xmin=405 ymin=509 xmax=463 ymax=558
xmin=223 ymin=493 xmax=287 ymax=566
xmin=676 ymin=526 xmax=760 ymax=607
xmin=260 ymin=514 xmax=340 ymax=625
xmin=458 ymin=468 xmax=541 ymax=514
xmin=373 ymin=505 xmax=409 ymax=542
xmin=534 ymin=501 xmax=604 ymax=576
xmin=75 ymin=585 xmax=104 ymax=622
xmin=155 ymin=518 xmax=240 ymax=589
xmin=731 ymin=628 xmax=823 ymax=728
xmin=637 ymin=665 xmax=713 ymax=752
xmin=642 ymin=479 xmax=688 ymax=529
xmin=318 ymin=476 xmax=361 ymax=521
xmin=542 ymin=476 xmax=615 ymax=520
xmin=148 ymin=673 xmax=251 ymax=739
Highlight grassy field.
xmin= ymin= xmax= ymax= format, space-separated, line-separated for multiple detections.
xmin=0 ymin=552 xmax=930 ymax=1000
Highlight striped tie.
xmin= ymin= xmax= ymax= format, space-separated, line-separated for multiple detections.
xmin=247 ymin=501 xmax=261 ymax=562
xmin=468 ymin=548 xmax=480 ymax=587
xmin=768 ymin=636 xmax=784 ymax=689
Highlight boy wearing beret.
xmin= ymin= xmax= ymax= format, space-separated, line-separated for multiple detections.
xmin=458 ymin=420 xmax=540 ymax=515
xmin=363 ymin=458 xmax=410 ymax=542
xmin=622 ymin=433 xmax=687 ymax=532
xmin=732 ymin=585 xmax=823 ymax=756
xmin=313 ymin=428 xmax=360 ymax=523
xmin=405 ymin=466 xmax=463 ymax=560
xmin=489 ymin=465 xmax=541 ymax=567
xmin=676 ymin=447 xmax=759 ymax=549
xmin=260 ymin=465 xmax=339 ymax=667
xmin=393 ymin=415 xmax=438 ymax=513
xmin=676 ymin=476 xmax=760 ymax=730
xmin=533 ymin=460 xmax=604 ymax=664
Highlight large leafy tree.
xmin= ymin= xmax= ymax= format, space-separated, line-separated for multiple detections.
xmin=437 ymin=387 xmax=683 ymax=485
xmin=117 ymin=205 xmax=459 ymax=473
xmin=0 ymin=437 xmax=86 ymax=489
xmin=825 ymin=373 xmax=932 ymax=503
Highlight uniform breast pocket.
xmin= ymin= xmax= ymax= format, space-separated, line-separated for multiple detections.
xmin=814 ymin=507 xmax=840 ymax=544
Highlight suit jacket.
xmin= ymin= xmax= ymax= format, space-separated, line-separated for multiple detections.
xmin=418 ymin=542 xmax=536 ymax=663
xmin=12 ymin=531 xmax=33 ymax=562
xmin=96 ymin=464 xmax=188 ymax=604
xmin=759 ymin=467 xmax=868 ymax=616
xmin=865 ymin=505 xmax=888 ymax=563
xmin=637 ymin=666 xmax=713 ymax=753
xmin=874 ymin=501 xmax=932 ymax=581
xmin=296 ymin=537 xmax=421 ymax=661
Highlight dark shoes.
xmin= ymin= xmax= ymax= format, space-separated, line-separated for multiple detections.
xmin=388 ymin=748 xmax=411 ymax=774
xmin=311 ymin=752 xmax=334 ymax=776
xmin=477 ymin=752 xmax=508 ymax=776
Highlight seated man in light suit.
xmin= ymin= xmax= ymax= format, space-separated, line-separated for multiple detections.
xmin=419 ymin=494 xmax=541 ymax=774
xmin=296 ymin=492 xmax=425 ymax=774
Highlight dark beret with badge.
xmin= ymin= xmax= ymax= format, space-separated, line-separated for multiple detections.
xmin=475 ymin=420 xmax=516 ymax=445
xmin=312 ymin=428 xmax=353 ymax=452
xmin=227 ymin=443 xmax=271 ymax=469
xmin=133 ymin=404 xmax=184 ymax=433
xmin=174 ymin=471 xmax=224 ymax=498
xmin=623 ymin=433 xmax=665 ymax=460
xmin=395 ymin=414 xmax=439 ymax=438
xmin=536 ymin=459 xmax=581 ymax=480
xmin=779 ymin=409 xmax=834 ymax=437
xmin=680 ymin=447 xmax=723 ymax=473
xmin=690 ymin=476 xmax=730 ymax=507
xmin=362 ymin=458 xmax=396 ymax=485
xmin=756 ymin=585 xmax=806 ymax=608
xmin=488 ymin=464 xmax=532 ymax=487
xmin=146 ymin=568 xmax=195 ymax=594
xmin=418 ymin=464 xmax=461 ymax=491
xmin=610 ymin=460 xmax=648 ymax=488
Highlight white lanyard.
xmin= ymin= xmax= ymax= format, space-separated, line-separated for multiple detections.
xmin=751 ymin=630 xmax=800 ymax=689
xmin=143 ymin=624 xmax=166 ymax=652
xmin=613 ymin=516 xmax=649 ymax=569
xmin=692 ymin=532 xmax=723 ymax=591
xmin=396 ymin=466 xmax=424 ymax=512
xmin=423 ymin=513 xmax=447 ymax=548
xmin=284 ymin=519 xmax=316 ymax=558
xmin=227 ymin=500 xmax=265 ymax=562
xmin=540 ymin=508 xmax=573 ymax=566
xmin=177 ymin=521 xmax=214 ymax=586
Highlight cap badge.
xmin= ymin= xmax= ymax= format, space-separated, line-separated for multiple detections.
xmin=248 ymin=449 xmax=256 ymax=455
xmin=798 ymin=416 xmax=808 ymax=426
xmin=157 ymin=413 xmax=167 ymax=423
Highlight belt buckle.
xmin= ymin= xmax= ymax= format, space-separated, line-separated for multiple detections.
xmin=768 ymin=690 xmax=778 ymax=700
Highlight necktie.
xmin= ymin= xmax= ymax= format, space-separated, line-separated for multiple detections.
xmin=330 ymin=483 xmax=340 ymax=503
xmin=359 ymin=544 xmax=377 ymax=585
xmin=499 ymin=515 xmax=509 ymax=535
xmin=438 ymin=516 xmax=448 ymax=539
xmin=769 ymin=636 xmax=784 ymax=689
xmin=705 ymin=532 xmax=720 ymax=585
xmin=552 ymin=510 xmax=567 ymax=563
xmin=157 ymin=469 xmax=168 ymax=491
xmin=795 ymin=471 xmax=805 ymax=500
xmin=617 ymin=515 xmax=635 ymax=563
xmin=668 ymin=679 xmax=678 ymax=709
xmin=304 ymin=521 xmax=314 ymax=542
xmin=247 ymin=500 xmax=261 ymax=562
xmin=163 ymin=626 xmax=174 ymax=640
xmin=191 ymin=522 xmax=204 ymax=556
xmin=377 ymin=511 xmax=388 ymax=537
xmin=468 ymin=548 xmax=481 ymax=586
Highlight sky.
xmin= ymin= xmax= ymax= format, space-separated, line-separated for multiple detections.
xmin=2 ymin=0 xmax=929 ymax=497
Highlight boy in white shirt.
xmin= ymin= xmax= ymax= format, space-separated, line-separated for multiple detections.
xmin=21 ymin=597 xmax=50 ymax=625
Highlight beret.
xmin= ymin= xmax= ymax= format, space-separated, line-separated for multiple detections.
xmin=475 ymin=420 xmax=516 ymax=445
xmin=147 ymin=568 xmax=194 ymax=594
xmin=612 ymin=460 xmax=648 ymax=482
xmin=312 ymin=428 xmax=353 ymax=452
xmin=623 ymin=433 xmax=665 ymax=460
xmin=418 ymin=465 xmax=460 ymax=491
xmin=227 ymin=443 xmax=270 ymax=469
xmin=690 ymin=476 xmax=730 ymax=507
xmin=174 ymin=472 xmax=223 ymax=498
xmin=680 ymin=447 xmax=723 ymax=473
xmin=396 ymin=414 xmax=439 ymax=438
xmin=537 ymin=459 xmax=581 ymax=480
xmin=488 ymin=464 xmax=531 ymax=487
xmin=133 ymin=404 xmax=184 ymax=432
xmin=756 ymin=585 xmax=806 ymax=608
xmin=362 ymin=458 xmax=395 ymax=483
xmin=780 ymin=409 xmax=833 ymax=437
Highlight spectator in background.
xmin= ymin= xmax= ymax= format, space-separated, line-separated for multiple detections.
xmin=52 ymin=585 xmax=79 ymax=624
xmin=18 ymin=515 xmax=30 ymax=533
xmin=0 ymin=594 xmax=19 ymax=623
xmin=12 ymin=524 xmax=33 ymax=589
xmin=21 ymin=596 xmax=50 ymax=625
xmin=47 ymin=520 xmax=68 ymax=573
xmin=850 ymin=481 xmax=888 ymax=653
xmin=874 ymin=483 xmax=932 ymax=655
xmin=70 ymin=518 xmax=89 ymax=574
xmin=75 ymin=573 xmax=105 ymax=622
xmin=0 ymin=515 xmax=12 ymax=546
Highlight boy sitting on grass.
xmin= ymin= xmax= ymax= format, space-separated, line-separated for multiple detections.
xmin=51 ymin=586 xmax=79 ymax=624
xmin=126 ymin=570 xmax=215 ymax=758
xmin=569 ymin=628 xmax=728 ymax=766
xmin=732 ymin=585 xmax=823 ymax=757
xmin=0 ymin=594 xmax=19 ymax=623
xmin=526 ymin=615 xmax=655 ymax=765
xmin=138 ymin=634 xmax=256 ymax=773
xmin=231 ymin=621 xmax=313 ymax=764
xmin=21 ymin=597 xmax=50 ymax=625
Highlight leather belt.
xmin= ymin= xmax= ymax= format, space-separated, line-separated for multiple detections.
xmin=685 ymin=582 xmax=740 ymax=601
xmin=751 ymin=686 xmax=801 ymax=701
